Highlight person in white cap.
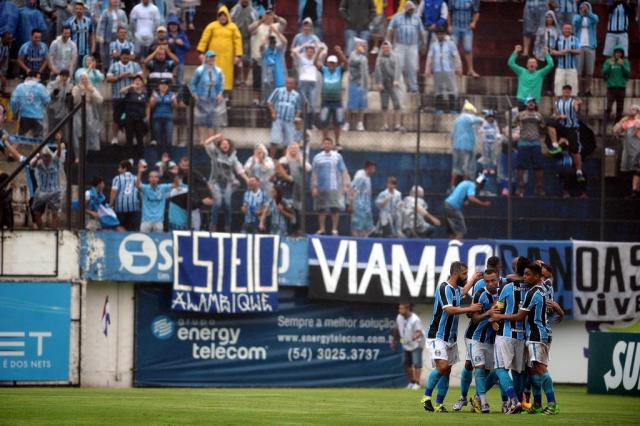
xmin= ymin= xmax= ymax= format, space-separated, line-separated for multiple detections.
xmin=449 ymin=100 xmax=483 ymax=190
xmin=444 ymin=173 xmax=490 ymax=240
xmin=387 ymin=0 xmax=425 ymax=93
xmin=316 ymin=45 xmax=348 ymax=148
xmin=292 ymin=15 xmax=322 ymax=49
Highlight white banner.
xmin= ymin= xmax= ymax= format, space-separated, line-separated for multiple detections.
xmin=572 ymin=241 xmax=640 ymax=321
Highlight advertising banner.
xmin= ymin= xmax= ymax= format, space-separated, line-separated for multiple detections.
xmin=135 ymin=286 xmax=404 ymax=387
xmin=496 ymin=240 xmax=573 ymax=318
xmin=308 ymin=236 xmax=494 ymax=303
xmin=0 ymin=282 xmax=70 ymax=381
xmin=572 ymin=241 xmax=640 ymax=321
xmin=172 ymin=232 xmax=280 ymax=314
xmin=587 ymin=332 xmax=640 ymax=395
xmin=80 ymin=231 xmax=308 ymax=286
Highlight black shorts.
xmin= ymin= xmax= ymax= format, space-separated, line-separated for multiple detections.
xmin=112 ymin=98 xmax=124 ymax=125
xmin=116 ymin=211 xmax=140 ymax=231
xmin=556 ymin=125 xmax=581 ymax=154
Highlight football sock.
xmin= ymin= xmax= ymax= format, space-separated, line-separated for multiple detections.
xmin=495 ymin=368 xmax=517 ymax=401
xmin=530 ymin=373 xmax=543 ymax=407
xmin=474 ymin=368 xmax=487 ymax=396
xmin=542 ymin=372 xmax=556 ymax=404
xmin=486 ymin=370 xmax=507 ymax=402
xmin=511 ymin=370 xmax=523 ymax=400
xmin=460 ymin=366 xmax=473 ymax=398
xmin=435 ymin=375 xmax=450 ymax=404
xmin=425 ymin=370 xmax=441 ymax=397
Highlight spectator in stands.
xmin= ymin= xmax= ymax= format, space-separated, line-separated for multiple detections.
xmin=167 ymin=174 xmax=189 ymax=230
xmin=278 ymin=143 xmax=311 ymax=233
xmin=317 ymin=46 xmax=348 ymax=148
xmin=49 ymin=0 xmax=72 ymax=36
xmin=515 ymin=97 xmax=547 ymax=197
xmin=387 ymin=1 xmax=424 ymax=92
xmin=106 ymin=48 xmax=142 ymax=145
xmin=0 ymin=32 xmax=12 ymax=94
xmin=369 ymin=0 xmax=385 ymax=55
xmin=86 ymin=176 xmax=125 ymax=231
xmin=177 ymin=155 xmax=215 ymax=230
xmin=109 ymin=160 xmax=140 ymax=231
xmin=29 ymin=135 xmax=65 ymax=229
xmin=96 ymin=0 xmax=128 ymax=72
xmin=603 ymin=45 xmax=630 ymax=125
xmin=292 ymin=17 xmax=321 ymax=50
xmin=533 ymin=10 xmax=559 ymax=96
xmin=552 ymin=23 xmax=579 ymax=96
xmin=573 ymin=2 xmax=598 ymax=97
xmin=339 ymin=0 xmax=376 ymax=56
xmin=190 ymin=50 xmax=226 ymax=143
xmin=479 ymin=109 xmax=501 ymax=177
xmin=144 ymin=44 xmax=177 ymax=86
xmin=249 ymin=9 xmax=287 ymax=95
xmin=259 ymin=186 xmax=294 ymax=235
xmin=552 ymin=0 xmax=577 ymax=26
xmin=46 ymin=69 xmax=73 ymax=134
xmin=298 ymin=1 xmax=323 ymax=40
xmin=444 ymin=174 xmax=490 ymax=240
xmin=154 ymin=0 xmax=176 ymax=21
xmin=149 ymin=79 xmax=177 ymax=157
xmin=197 ymin=5 xmax=242 ymax=96
xmin=508 ymin=44 xmax=554 ymax=109
xmin=157 ymin=153 xmax=179 ymax=183
xmin=311 ymin=137 xmax=350 ymax=235
xmin=17 ymin=0 xmax=47 ymax=49
xmin=292 ymin=43 xmax=322 ymax=129
xmin=66 ymin=1 xmax=94 ymax=69
xmin=230 ymin=0 xmax=258 ymax=86
xmin=109 ymin=26 xmax=136 ymax=65
xmin=613 ymin=105 xmax=640 ymax=199
xmin=165 ymin=18 xmax=190 ymax=100
xmin=149 ymin=26 xmax=180 ymax=62
xmin=375 ymin=176 xmax=403 ymax=237
xmin=349 ymin=160 xmax=375 ymax=237
xmin=17 ymin=29 xmax=49 ymax=78
xmin=135 ymin=160 xmax=173 ymax=232
xmin=11 ymin=72 xmax=50 ymax=137
xmin=244 ymin=143 xmax=275 ymax=191
xmin=448 ymin=0 xmax=480 ymax=77
xmin=202 ymin=133 xmax=249 ymax=232
xmin=72 ymin=72 xmax=104 ymax=154
xmin=418 ymin=0 xmax=448 ymax=52
xmin=425 ymin=26 xmax=461 ymax=115
xmin=343 ymin=38 xmax=368 ymax=133
xmin=548 ymin=84 xmax=584 ymax=182
xmin=74 ymin=55 xmax=104 ymax=85
xmin=401 ymin=185 xmax=441 ymax=238
xmin=48 ymin=25 xmax=78 ymax=78
xmin=242 ymin=175 xmax=266 ymax=233
xmin=267 ymin=76 xmax=303 ymax=155
xmin=449 ymin=101 xmax=482 ymax=190
xmin=130 ymin=0 xmax=162 ymax=59
xmin=374 ymin=41 xmax=404 ymax=132
xmin=260 ymin=31 xmax=287 ymax=104
xmin=120 ymin=75 xmax=149 ymax=159
xmin=603 ymin=0 xmax=630 ymax=57
xmin=522 ymin=0 xmax=549 ymax=57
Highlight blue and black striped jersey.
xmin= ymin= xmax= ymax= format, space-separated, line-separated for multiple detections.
xmin=428 ymin=282 xmax=462 ymax=343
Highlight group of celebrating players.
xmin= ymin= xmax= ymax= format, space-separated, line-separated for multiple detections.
xmin=421 ymin=256 xmax=564 ymax=415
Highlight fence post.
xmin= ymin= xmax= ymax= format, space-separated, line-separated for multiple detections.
xmin=65 ymin=96 xmax=73 ymax=229
xmin=413 ymin=105 xmax=421 ymax=235
xmin=187 ymin=93 xmax=195 ymax=230
xmin=506 ymin=103 xmax=513 ymax=239
xmin=600 ymin=115 xmax=607 ymax=241
xmin=79 ymin=94 xmax=87 ymax=229
xmin=300 ymin=101 xmax=308 ymax=233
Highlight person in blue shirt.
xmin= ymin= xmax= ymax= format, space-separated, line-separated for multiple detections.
xmin=267 ymin=77 xmax=302 ymax=153
xmin=190 ymin=50 xmax=225 ymax=143
xmin=10 ymin=72 xmax=51 ymax=138
xmin=109 ymin=160 xmax=140 ymax=231
xmin=444 ymin=174 xmax=490 ymax=240
xmin=418 ymin=0 xmax=448 ymax=51
xmin=449 ymin=101 xmax=483 ymax=189
xmin=149 ymin=79 xmax=177 ymax=158
xmin=551 ymin=23 xmax=580 ymax=96
xmin=572 ymin=2 xmax=598 ymax=97
xmin=17 ymin=29 xmax=49 ymax=77
xmin=17 ymin=0 xmax=47 ymax=49
xmin=491 ymin=262 xmax=560 ymax=415
xmin=422 ymin=261 xmax=482 ymax=413
xmin=136 ymin=161 xmax=173 ymax=232
xmin=426 ymin=27 xmax=461 ymax=115
xmin=166 ymin=16 xmax=191 ymax=100
xmin=260 ymin=31 xmax=287 ymax=105
xmin=448 ymin=0 xmax=480 ymax=77
xmin=242 ymin=176 xmax=267 ymax=233
xmin=316 ymin=46 xmax=348 ymax=148
xmin=602 ymin=0 xmax=630 ymax=57
xmin=259 ymin=186 xmax=294 ymax=235
xmin=349 ymin=161 xmax=375 ymax=237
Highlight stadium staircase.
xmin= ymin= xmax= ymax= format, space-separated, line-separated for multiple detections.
xmin=2 ymin=0 xmax=639 ymax=239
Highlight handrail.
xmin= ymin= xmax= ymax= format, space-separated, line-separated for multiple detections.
xmin=0 ymin=95 xmax=85 ymax=192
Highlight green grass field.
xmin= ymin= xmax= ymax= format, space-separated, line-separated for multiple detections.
xmin=1 ymin=385 xmax=638 ymax=425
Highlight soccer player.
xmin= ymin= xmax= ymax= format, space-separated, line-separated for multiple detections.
xmin=390 ymin=303 xmax=424 ymax=390
xmin=491 ymin=263 xmax=560 ymax=415
xmin=422 ymin=262 xmax=482 ymax=413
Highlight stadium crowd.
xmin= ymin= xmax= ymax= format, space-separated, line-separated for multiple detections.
xmin=0 ymin=0 xmax=638 ymax=237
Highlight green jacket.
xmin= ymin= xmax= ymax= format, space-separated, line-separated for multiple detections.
xmin=508 ymin=52 xmax=554 ymax=104
xmin=602 ymin=47 xmax=630 ymax=89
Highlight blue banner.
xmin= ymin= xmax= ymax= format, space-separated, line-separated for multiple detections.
xmin=172 ymin=232 xmax=280 ymax=314
xmin=135 ymin=286 xmax=404 ymax=387
xmin=309 ymin=236 xmax=495 ymax=303
xmin=496 ymin=240 xmax=573 ymax=318
xmin=80 ymin=231 xmax=308 ymax=286
xmin=0 ymin=282 xmax=70 ymax=381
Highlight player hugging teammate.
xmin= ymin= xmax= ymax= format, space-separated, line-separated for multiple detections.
xmin=421 ymin=256 xmax=564 ymax=415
